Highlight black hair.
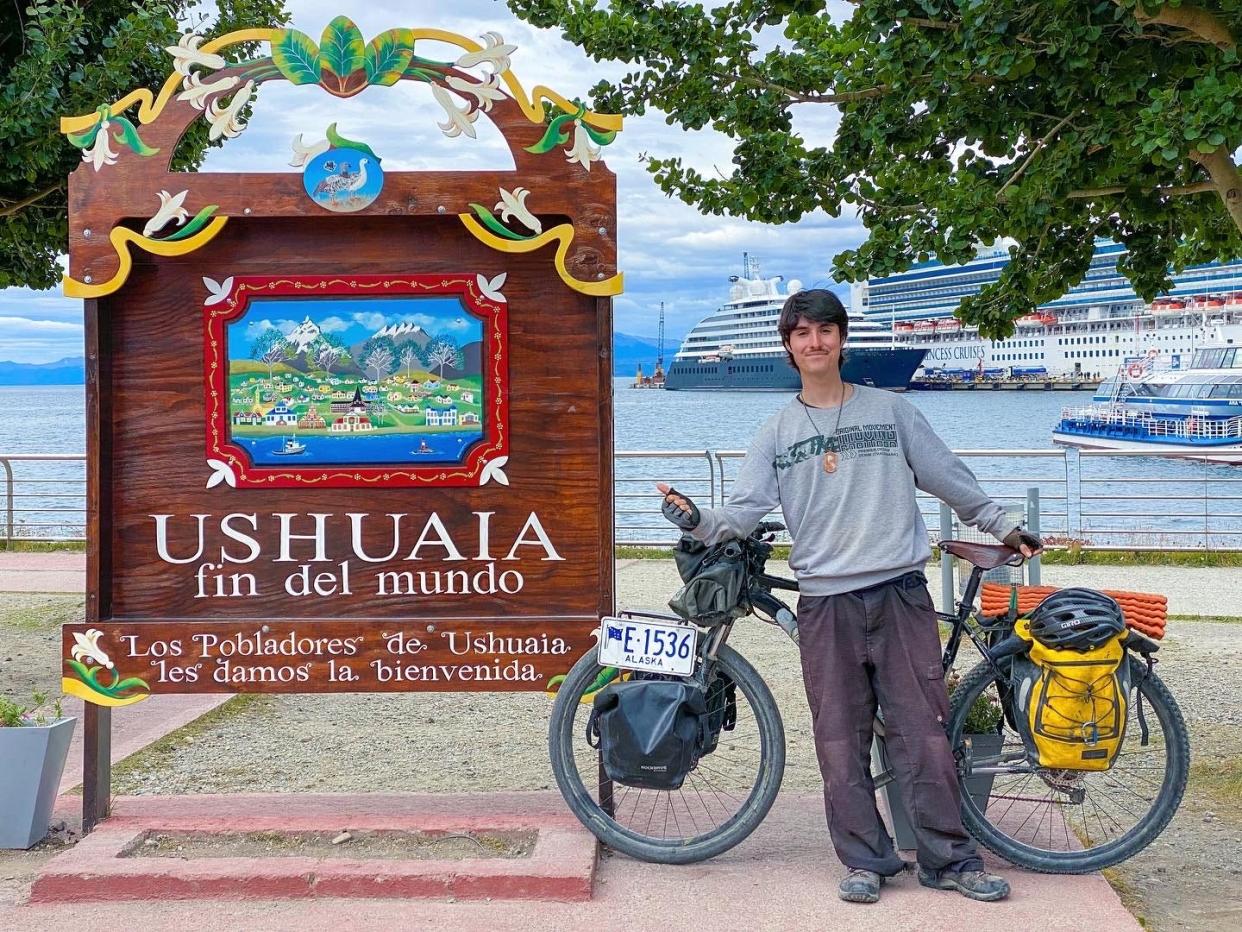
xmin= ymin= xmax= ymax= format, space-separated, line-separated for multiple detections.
xmin=777 ymin=289 xmax=849 ymax=369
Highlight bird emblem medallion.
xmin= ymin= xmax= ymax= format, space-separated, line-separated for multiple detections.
xmin=299 ymin=126 xmax=384 ymax=213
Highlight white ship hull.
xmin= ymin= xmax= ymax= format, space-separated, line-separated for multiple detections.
xmin=900 ymin=313 xmax=1242 ymax=381
xmin=1051 ymin=431 xmax=1242 ymax=464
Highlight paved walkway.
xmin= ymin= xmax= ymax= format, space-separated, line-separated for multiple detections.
xmin=5 ymin=792 xmax=1139 ymax=931
xmin=0 ymin=552 xmax=85 ymax=594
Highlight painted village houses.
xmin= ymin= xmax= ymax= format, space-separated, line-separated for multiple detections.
xmin=297 ymin=406 xmax=326 ymax=430
xmin=426 ymin=405 xmax=458 ymax=427
xmin=264 ymin=399 xmax=298 ymax=426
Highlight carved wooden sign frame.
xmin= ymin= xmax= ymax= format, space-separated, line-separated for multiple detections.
xmin=60 ymin=17 xmax=621 ymax=720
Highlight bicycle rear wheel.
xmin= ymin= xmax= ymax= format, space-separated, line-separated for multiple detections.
xmin=948 ymin=656 xmax=1189 ymax=873
xmin=548 ymin=642 xmax=785 ymax=864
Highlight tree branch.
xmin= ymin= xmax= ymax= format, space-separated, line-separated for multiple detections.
xmin=997 ymin=113 xmax=1077 ymax=200
xmin=736 ymin=72 xmax=886 ymax=103
xmin=1067 ymin=181 xmax=1216 ymax=198
xmin=1122 ymin=1 xmax=1237 ymax=50
xmin=1189 ymin=147 xmax=1242 ymax=235
xmin=0 ymin=183 xmax=63 ymax=218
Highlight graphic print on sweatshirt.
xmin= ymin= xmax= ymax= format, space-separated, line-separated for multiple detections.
xmin=773 ymin=422 xmax=899 ymax=470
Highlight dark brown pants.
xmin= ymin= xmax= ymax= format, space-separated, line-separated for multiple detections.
xmin=797 ymin=572 xmax=983 ymax=875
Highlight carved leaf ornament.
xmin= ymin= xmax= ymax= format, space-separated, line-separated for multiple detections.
xmin=59 ymin=17 xmax=623 ymax=301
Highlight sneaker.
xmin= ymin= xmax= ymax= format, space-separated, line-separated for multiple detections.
xmin=838 ymin=868 xmax=883 ymax=904
xmin=918 ymin=867 xmax=1010 ymax=902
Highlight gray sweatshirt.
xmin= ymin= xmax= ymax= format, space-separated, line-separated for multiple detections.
xmin=690 ymin=385 xmax=1017 ymax=595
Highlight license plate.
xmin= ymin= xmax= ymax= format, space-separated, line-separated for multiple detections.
xmin=597 ymin=617 xmax=698 ymax=677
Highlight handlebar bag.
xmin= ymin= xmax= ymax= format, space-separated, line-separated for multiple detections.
xmin=669 ymin=538 xmax=750 ymax=626
xmin=587 ymin=679 xmax=708 ymax=790
xmin=1010 ymin=618 xmax=1130 ymax=771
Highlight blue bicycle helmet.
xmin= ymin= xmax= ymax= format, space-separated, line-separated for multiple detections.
xmin=1027 ymin=588 xmax=1125 ymax=652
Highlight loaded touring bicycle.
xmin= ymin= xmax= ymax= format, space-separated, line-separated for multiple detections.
xmin=548 ymin=525 xmax=1189 ymax=871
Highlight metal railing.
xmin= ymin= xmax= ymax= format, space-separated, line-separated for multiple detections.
xmin=0 ymin=454 xmax=88 ymax=546
xmin=4 ymin=449 xmax=1242 ymax=551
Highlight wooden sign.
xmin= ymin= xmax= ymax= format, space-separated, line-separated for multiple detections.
xmin=60 ymin=18 xmax=622 ymax=706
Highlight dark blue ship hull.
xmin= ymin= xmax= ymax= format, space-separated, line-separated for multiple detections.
xmin=663 ymin=347 xmax=927 ymax=392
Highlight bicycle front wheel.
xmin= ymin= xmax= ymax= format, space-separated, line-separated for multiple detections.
xmin=948 ymin=656 xmax=1189 ymax=873
xmin=548 ymin=642 xmax=786 ymax=864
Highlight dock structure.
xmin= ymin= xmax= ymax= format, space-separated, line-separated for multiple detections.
xmin=910 ymin=379 xmax=1100 ymax=392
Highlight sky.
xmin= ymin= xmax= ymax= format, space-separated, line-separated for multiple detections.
xmin=0 ymin=0 xmax=864 ymax=364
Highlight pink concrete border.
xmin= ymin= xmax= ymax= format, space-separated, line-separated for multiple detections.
xmin=30 ymin=793 xmax=596 ymax=903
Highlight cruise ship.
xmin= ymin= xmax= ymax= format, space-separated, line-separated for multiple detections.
xmin=857 ymin=240 xmax=1242 ymax=381
xmin=664 ymin=268 xmax=926 ymax=391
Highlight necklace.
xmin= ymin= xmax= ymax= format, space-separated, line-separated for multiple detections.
xmin=798 ymin=384 xmax=849 ymax=474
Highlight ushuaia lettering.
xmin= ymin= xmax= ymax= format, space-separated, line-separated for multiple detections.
xmin=443 ymin=631 xmax=571 ymax=656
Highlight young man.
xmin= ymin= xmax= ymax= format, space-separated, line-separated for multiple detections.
xmin=658 ymin=289 xmax=1041 ymax=904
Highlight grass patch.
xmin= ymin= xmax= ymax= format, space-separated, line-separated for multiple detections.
xmin=111 ymin=694 xmax=273 ymax=784
xmin=1167 ymin=613 xmax=1242 ymax=623
xmin=0 ymin=594 xmax=84 ymax=630
xmin=1039 ymin=549 xmax=1242 ymax=567
xmin=1190 ymin=757 xmax=1242 ymax=815
xmin=1 ymin=540 xmax=85 ymax=553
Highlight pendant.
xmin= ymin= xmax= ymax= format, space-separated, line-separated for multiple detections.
xmin=823 ymin=452 xmax=838 ymax=474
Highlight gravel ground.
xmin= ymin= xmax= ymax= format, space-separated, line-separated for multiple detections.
xmin=2 ymin=563 xmax=1240 ymax=927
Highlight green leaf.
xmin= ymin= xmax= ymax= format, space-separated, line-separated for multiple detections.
xmin=364 ymin=28 xmax=415 ymax=87
xmin=468 ymin=203 xmax=530 ymax=240
xmin=524 ymin=111 xmax=576 ymax=154
xmin=319 ymin=15 xmax=366 ymax=86
xmin=325 ymin=122 xmax=381 ymax=161
xmin=110 ymin=676 xmax=151 ymax=694
xmin=162 ymin=205 xmax=219 ymax=241
xmin=271 ymin=28 xmax=320 ymax=85
xmin=110 ymin=116 xmax=159 ymax=157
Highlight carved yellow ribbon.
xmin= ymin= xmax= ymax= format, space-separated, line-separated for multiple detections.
xmin=459 ymin=214 xmax=623 ymax=297
xmin=63 ymin=217 xmax=230 ymax=298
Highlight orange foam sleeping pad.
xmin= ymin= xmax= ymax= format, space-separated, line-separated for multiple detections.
xmin=980 ymin=582 xmax=1167 ymax=640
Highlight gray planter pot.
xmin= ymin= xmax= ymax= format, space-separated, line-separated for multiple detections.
xmin=0 ymin=717 xmax=76 ymax=849
xmin=873 ymin=731 xmax=1004 ymax=851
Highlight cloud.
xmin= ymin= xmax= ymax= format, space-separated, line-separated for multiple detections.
xmin=317 ymin=315 xmax=351 ymax=333
xmin=0 ymin=316 xmax=84 ymax=364
xmin=244 ymin=319 xmax=279 ymax=338
xmin=352 ymin=311 xmax=387 ymax=331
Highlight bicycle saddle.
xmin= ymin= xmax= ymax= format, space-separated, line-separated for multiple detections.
xmin=938 ymin=539 xmax=1021 ymax=569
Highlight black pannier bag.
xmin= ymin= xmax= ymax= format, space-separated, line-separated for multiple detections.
xmin=668 ymin=536 xmax=750 ymax=626
xmin=588 ymin=679 xmax=708 ymax=790
xmin=700 ymin=670 xmax=738 ymax=757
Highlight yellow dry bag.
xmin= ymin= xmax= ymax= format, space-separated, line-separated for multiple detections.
xmin=1013 ymin=618 xmax=1130 ymax=771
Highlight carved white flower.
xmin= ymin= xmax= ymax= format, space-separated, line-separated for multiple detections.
xmin=289 ymin=133 xmax=330 ymax=168
xmin=71 ymin=629 xmax=114 ymax=670
xmin=494 ymin=187 xmax=541 ymax=235
xmin=479 ymin=455 xmax=510 ymax=486
xmin=143 ymin=190 xmax=190 ymax=238
xmin=445 ymin=73 xmax=505 ymax=113
xmin=206 ymin=80 xmax=254 ymax=141
xmin=432 ymin=84 xmax=478 ymax=139
xmin=455 ymin=31 xmax=516 ymax=74
xmin=477 ymin=272 xmax=508 ymax=304
xmin=206 ymin=458 xmax=237 ymax=489
xmin=177 ymin=72 xmax=240 ymax=111
xmin=202 ymin=276 xmax=234 ymax=306
xmin=565 ymin=122 xmax=601 ymax=171
xmin=165 ymin=33 xmax=227 ymax=77
xmin=82 ymin=121 xmax=119 ymax=171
